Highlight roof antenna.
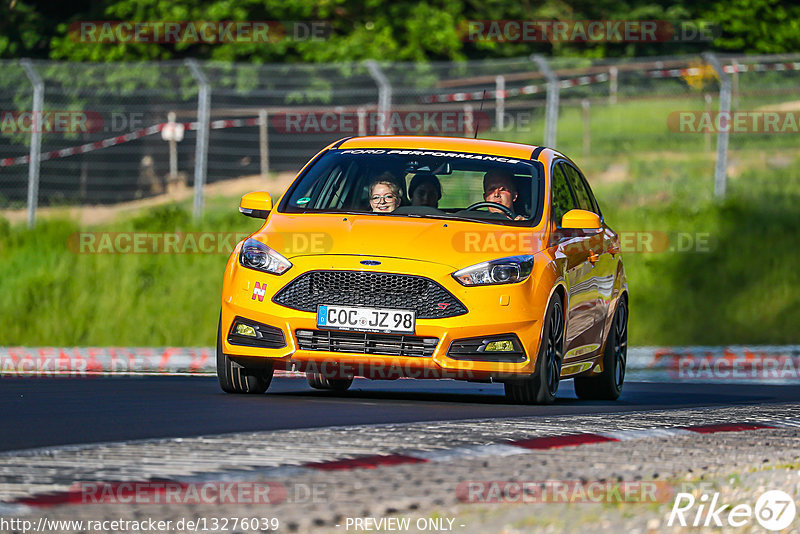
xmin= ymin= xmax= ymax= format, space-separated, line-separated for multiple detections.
xmin=474 ymin=90 xmax=486 ymax=139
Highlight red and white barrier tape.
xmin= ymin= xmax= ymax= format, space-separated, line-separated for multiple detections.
xmin=420 ymin=60 xmax=800 ymax=104
xmin=419 ymin=73 xmax=612 ymax=103
xmin=0 ymin=117 xmax=260 ymax=168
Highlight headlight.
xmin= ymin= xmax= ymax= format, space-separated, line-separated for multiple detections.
xmin=452 ymin=255 xmax=534 ymax=286
xmin=239 ymin=238 xmax=292 ymax=275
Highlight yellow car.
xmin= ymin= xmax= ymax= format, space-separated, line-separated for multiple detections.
xmin=218 ymin=136 xmax=628 ymax=404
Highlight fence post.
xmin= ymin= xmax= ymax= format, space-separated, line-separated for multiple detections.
xmin=609 ymin=66 xmax=618 ymax=104
xmin=704 ymin=94 xmax=713 ymax=152
xmin=702 ymin=52 xmax=731 ymax=199
xmin=463 ymin=104 xmax=473 ymax=137
xmin=186 ymin=59 xmax=210 ymax=219
xmin=532 ymin=55 xmax=559 ymax=147
xmin=167 ymin=111 xmax=179 ymax=178
xmin=20 ymin=59 xmax=43 ymax=229
xmin=259 ymin=109 xmax=269 ymax=177
xmin=495 ymin=75 xmax=505 ymax=131
xmin=365 ymin=60 xmax=392 ymax=135
xmin=357 ymin=107 xmax=367 ymax=136
xmin=582 ymin=99 xmax=591 ymax=156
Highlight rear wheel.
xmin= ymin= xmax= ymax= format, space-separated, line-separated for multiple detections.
xmin=504 ymin=296 xmax=564 ymax=405
xmin=574 ymin=297 xmax=628 ymax=400
xmin=306 ymin=372 xmax=354 ymax=391
xmin=216 ymin=316 xmax=273 ymax=394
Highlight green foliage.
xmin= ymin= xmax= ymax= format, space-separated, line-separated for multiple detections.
xmin=701 ymin=0 xmax=800 ymax=54
xmin=4 ymin=0 xmax=800 ymax=62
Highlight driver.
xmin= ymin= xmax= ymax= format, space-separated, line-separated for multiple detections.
xmin=483 ymin=169 xmax=525 ymax=220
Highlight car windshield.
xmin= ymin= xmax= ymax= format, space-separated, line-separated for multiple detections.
xmin=280 ymin=148 xmax=543 ymax=225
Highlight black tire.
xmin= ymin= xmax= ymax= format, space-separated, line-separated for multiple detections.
xmin=574 ymin=296 xmax=628 ymax=401
xmin=504 ymin=295 xmax=565 ymax=405
xmin=306 ymin=372 xmax=354 ymax=391
xmin=216 ymin=316 xmax=273 ymax=394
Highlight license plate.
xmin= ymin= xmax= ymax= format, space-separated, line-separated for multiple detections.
xmin=317 ymin=305 xmax=416 ymax=334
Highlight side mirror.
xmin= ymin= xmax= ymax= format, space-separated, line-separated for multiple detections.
xmin=561 ymin=209 xmax=601 ymax=230
xmin=239 ymin=191 xmax=273 ymax=219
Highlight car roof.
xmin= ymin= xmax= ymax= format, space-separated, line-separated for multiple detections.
xmin=336 ymin=136 xmax=544 ymax=161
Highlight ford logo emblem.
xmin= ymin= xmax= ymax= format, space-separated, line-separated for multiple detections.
xmin=360 ymin=260 xmax=381 ymax=266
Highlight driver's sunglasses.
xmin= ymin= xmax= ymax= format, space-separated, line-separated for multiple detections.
xmin=370 ymin=194 xmax=397 ymax=203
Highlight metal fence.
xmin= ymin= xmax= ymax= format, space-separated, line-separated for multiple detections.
xmin=1 ymin=52 xmax=799 ymax=225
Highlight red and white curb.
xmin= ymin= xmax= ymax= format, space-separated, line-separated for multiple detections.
xmin=4 ymin=420 xmax=792 ymax=509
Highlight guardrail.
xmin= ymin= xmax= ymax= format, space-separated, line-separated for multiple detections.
xmin=2 ymin=346 xmax=798 ymax=382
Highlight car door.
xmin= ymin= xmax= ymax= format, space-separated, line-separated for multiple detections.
xmin=549 ymin=163 xmax=597 ymax=361
xmin=560 ymin=162 xmax=610 ymax=353
xmin=573 ymin=165 xmax=620 ymax=336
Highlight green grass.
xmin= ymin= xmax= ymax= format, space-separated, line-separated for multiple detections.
xmin=600 ymin=158 xmax=800 ymax=344
xmin=0 ymin=201 xmax=262 ymax=346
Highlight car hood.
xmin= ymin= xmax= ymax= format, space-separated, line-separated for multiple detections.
xmin=251 ymin=212 xmax=547 ymax=270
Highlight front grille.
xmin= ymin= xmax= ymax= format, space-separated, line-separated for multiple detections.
xmin=274 ymin=271 xmax=467 ymax=319
xmin=296 ymin=329 xmax=438 ymax=357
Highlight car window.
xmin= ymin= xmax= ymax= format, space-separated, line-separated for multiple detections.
xmin=577 ymin=170 xmax=602 ymax=216
xmin=560 ymin=163 xmax=595 ymax=213
xmin=280 ymin=149 xmax=544 ymax=226
xmin=551 ymin=164 xmax=576 ymax=224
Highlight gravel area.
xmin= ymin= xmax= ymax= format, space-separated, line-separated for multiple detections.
xmin=2 ymin=404 xmax=799 ymax=533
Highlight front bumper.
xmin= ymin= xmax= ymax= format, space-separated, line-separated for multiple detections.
xmin=221 ymin=255 xmax=553 ymax=379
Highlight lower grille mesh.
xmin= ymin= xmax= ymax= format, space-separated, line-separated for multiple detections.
xmin=296 ymin=329 xmax=438 ymax=357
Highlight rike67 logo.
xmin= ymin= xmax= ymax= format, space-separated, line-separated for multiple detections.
xmin=668 ymin=490 xmax=796 ymax=531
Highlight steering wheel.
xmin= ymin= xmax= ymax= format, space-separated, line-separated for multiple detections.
xmin=464 ymin=201 xmax=515 ymax=219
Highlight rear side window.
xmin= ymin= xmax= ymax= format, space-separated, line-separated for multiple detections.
xmin=551 ymin=165 xmax=576 ymax=224
xmin=560 ymin=163 xmax=596 ymax=214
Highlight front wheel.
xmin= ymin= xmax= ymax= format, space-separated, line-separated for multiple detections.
xmin=504 ymin=295 xmax=564 ymax=405
xmin=574 ymin=297 xmax=628 ymax=400
xmin=216 ymin=316 xmax=273 ymax=394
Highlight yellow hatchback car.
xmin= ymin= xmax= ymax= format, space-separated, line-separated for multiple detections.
xmin=218 ymin=136 xmax=628 ymax=404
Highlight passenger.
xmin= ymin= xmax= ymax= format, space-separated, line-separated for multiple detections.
xmin=483 ymin=169 xmax=525 ymax=220
xmin=368 ymin=174 xmax=402 ymax=213
xmin=408 ymin=173 xmax=442 ymax=208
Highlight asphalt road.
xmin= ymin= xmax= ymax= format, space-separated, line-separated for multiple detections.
xmin=2 ymin=377 xmax=798 ymax=452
